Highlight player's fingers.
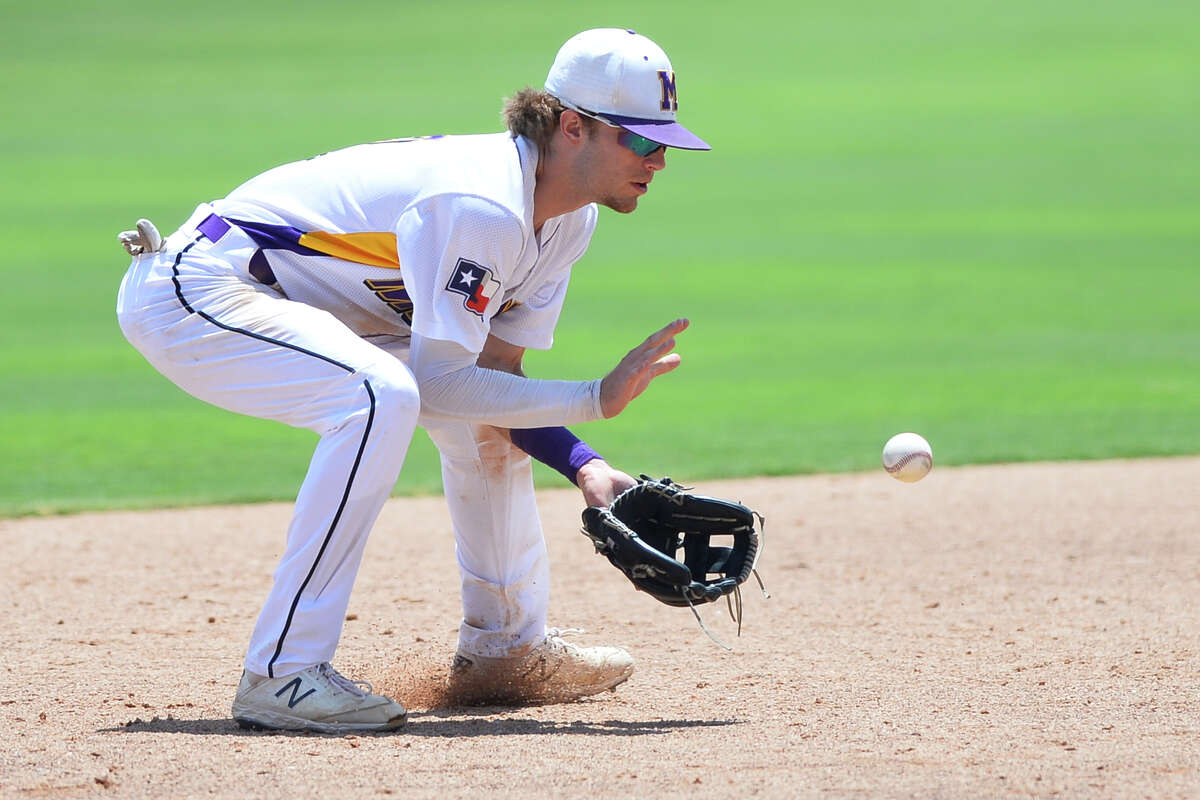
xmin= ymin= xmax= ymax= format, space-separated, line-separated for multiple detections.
xmin=647 ymin=353 xmax=681 ymax=376
xmin=615 ymin=336 xmax=673 ymax=380
xmin=629 ymin=321 xmax=686 ymax=366
xmin=625 ymin=342 xmax=682 ymax=392
xmin=658 ymin=352 xmax=682 ymax=368
xmin=634 ymin=318 xmax=688 ymax=353
xmin=623 ymin=355 xmax=680 ymax=406
xmin=632 ymin=353 xmax=681 ymax=389
xmin=601 ymin=321 xmax=687 ymax=418
xmin=658 ymin=317 xmax=689 ymax=336
xmin=637 ymin=336 xmax=677 ymax=367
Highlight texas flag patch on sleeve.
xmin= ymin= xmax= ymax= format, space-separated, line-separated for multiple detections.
xmin=445 ymin=257 xmax=501 ymax=316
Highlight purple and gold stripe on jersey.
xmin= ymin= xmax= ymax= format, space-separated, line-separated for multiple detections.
xmin=227 ymin=218 xmax=400 ymax=269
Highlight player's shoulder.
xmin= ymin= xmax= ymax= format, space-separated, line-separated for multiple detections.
xmin=405 ymin=193 xmax=525 ymax=266
xmin=409 ymin=134 xmax=529 ymax=219
xmin=432 ymin=192 xmax=524 ymax=232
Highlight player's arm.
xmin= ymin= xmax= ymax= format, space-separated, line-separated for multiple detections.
xmin=410 ymin=318 xmax=686 ymax=428
xmin=475 ymin=334 xmax=526 ymax=376
xmin=401 ymin=196 xmax=605 ymax=427
xmin=399 ymin=196 xmax=684 ymax=430
xmin=477 ymin=335 xmax=637 ymax=507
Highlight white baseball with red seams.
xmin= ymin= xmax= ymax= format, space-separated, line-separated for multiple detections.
xmin=882 ymin=433 xmax=933 ymax=483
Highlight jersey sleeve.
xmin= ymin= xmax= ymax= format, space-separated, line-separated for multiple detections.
xmin=487 ymin=276 xmax=571 ymax=350
xmin=395 ymin=195 xmax=526 ymax=355
xmin=488 ymin=205 xmax=597 ymax=350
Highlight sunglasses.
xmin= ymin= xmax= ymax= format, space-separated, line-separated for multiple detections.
xmin=568 ymin=104 xmax=666 ymax=157
xmin=617 ymin=130 xmax=666 ymax=158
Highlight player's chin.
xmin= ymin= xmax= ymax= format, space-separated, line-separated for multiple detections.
xmin=601 ymin=195 xmax=640 ymax=214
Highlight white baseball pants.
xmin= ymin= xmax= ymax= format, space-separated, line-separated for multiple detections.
xmin=116 ymin=208 xmax=548 ymax=677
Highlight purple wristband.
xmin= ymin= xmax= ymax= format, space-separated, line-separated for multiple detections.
xmin=509 ymin=426 xmax=601 ymax=486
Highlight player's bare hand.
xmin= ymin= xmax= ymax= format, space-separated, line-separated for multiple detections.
xmin=576 ymin=459 xmax=637 ymax=507
xmin=599 ymin=318 xmax=689 ymax=419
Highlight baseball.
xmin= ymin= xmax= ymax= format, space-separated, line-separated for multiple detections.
xmin=882 ymin=432 xmax=933 ymax=483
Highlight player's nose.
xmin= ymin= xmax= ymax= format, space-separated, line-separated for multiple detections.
xmin=646 ymin=147 xmax=666 ymax=172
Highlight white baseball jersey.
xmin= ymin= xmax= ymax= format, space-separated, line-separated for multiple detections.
xmin=211 ymin=133 xmax=598 ymax=354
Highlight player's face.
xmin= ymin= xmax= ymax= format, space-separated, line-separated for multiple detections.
xmin=578 ymin=123 xmax=667 ymax=214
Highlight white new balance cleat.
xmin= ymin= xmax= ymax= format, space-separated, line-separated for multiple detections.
xmin=232 ymin=662 xmax=406 ymax=733
xmin=446 ymin=628 xmax=634 ymax=706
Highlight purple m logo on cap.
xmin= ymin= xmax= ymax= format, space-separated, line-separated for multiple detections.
xmin=658 ymin=70 xmax=678 ymax=111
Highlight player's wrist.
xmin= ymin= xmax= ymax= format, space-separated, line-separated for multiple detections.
xmin=574 ymin=455 xmax=606 ymax=470
xmin=573 ymin=457 xmax=608 ymax=481
xmin=508 ymin=426 xmax=602 ymax=486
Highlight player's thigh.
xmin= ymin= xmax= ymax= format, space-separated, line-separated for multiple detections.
xmin=139 ymin=278 xmax=416 ymax=432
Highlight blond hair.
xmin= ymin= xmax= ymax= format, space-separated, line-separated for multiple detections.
xmin=502 ymin=87 xmax=597 ymax=155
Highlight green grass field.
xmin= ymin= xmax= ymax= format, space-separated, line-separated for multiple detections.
xmin=1 ymin=0 xmax=1197 ymax=515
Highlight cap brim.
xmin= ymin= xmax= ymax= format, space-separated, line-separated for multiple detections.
xmin=602 ymin=114 xmax=711 ymax=151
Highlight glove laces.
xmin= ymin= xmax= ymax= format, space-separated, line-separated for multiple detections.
xmin=683 ymin=511 xmax=770 ymax=651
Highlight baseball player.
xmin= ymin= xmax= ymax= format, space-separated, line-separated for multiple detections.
xmin=116 ymin=28 xmax=709 ymax=733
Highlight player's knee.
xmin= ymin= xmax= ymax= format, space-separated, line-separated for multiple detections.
xmin=426 ymin=422 xmax=512 ymax=464
xmin=474 ymin=425 xmax=520 ymax=463
xmin=364 ymin=362 xmax=421 ymax=424
xmin=322 ymin=361 xmax=418 ymax=439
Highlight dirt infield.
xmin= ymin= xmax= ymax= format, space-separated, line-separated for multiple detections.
xmin=2 ymin=458 xmax=1198 ymax=798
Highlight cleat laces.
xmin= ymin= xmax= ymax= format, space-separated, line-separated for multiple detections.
xmin=317 ymin=663 xmax=373 ymax=697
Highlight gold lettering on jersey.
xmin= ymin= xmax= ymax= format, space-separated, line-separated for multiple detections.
xmin=363 ymin=278 xmax=414 ymax=325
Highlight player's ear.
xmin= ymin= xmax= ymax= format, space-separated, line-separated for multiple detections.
xmin=558 ymin=109 xmax=587 ymax=146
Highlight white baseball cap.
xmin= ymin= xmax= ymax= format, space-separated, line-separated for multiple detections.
xmin=545 ymin=28 xmax=711 ymax=151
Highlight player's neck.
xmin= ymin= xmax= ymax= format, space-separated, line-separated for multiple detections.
xmin=532 ymin=150 xmax=590 ymax=233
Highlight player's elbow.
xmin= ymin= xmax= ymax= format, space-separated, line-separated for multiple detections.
xmin=477 ymin=334 xmax=526 ymax=376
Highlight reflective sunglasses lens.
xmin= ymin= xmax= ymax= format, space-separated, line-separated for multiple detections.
xmin=618 ymin=130 xmax=663 ymax=157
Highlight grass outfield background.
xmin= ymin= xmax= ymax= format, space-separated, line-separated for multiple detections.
xmin=1 ymin=0 xmax=1197 ymax=516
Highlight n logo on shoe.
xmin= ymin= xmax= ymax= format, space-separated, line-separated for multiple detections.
xmin=275 ymin=678 xmax=317 ymax=708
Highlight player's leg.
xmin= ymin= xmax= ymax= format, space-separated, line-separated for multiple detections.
xmin=118 ymin=245 xmax=416 ymax=727
xmin=418 ymin=419 xmax=633 ymax=704
xmin=364 ymin=335 xmax=552 ymax=657
xmin=420 ymin=421 xmax=550 ymax=657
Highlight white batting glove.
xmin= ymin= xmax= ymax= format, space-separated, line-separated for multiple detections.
xmin=118 ymin=218 xmax=165 ymax=256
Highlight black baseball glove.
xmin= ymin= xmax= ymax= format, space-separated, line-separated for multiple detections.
xmin=581 ymin=476 xmax=766 ymax=642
